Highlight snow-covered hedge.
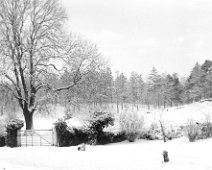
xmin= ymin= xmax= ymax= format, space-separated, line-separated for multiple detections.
xmin=0 ymin=118 xmax=6 ymax=147
xmin=54 ymin=120 xmax=89 ymax=147
xmin=87 ymin=111 xmax=114 ymax=145
xmin=54 ymin=112 xmax=116 ymax=146
xmin=6 ymin=119 xmax=24 ymax=147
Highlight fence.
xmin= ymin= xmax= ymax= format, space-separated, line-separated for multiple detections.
xmin=18 ymin=129 xmax=57 ymax=147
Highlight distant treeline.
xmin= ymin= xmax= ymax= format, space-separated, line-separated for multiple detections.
xmin=1 ymin=60 xmax=212 ymax=114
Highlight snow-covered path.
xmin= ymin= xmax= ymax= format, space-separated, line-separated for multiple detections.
xmin=0 ymin=137 xmax=212 ymax=170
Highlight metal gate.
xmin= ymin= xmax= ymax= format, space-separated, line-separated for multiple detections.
xmin=18 ymin=129 xmax=55 ymax=146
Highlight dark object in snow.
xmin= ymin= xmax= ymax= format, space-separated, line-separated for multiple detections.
xmin=78 ymin=144 xmax=86 ymax=151
xmin=162 ymin=150 xmax=169 ymax=163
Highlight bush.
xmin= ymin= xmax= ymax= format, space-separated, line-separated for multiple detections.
xmin=138 ymin=122 xmax=184 ymax=141
xmin=0 ymin=118 xmax=7 ymax=147
xmin=6 ymin=119 xmax=24 ymax=147
xmin=97 ymin=132 xmax=114 ymax=144
xmin=185 ymin=116 xmax=212 ymax=142
xmin=54 ymin=113 xmax=115 ymax=147
xmin=166 ymin=127 xmax=184 ymax=140
xmin=54 ymin=120 xmax=89 ymax=147
xmin=119 ymin=112 xmax=144 ymax=142
xmin=54 ymin=120 xmax=73 ymax=146
xmin=0 ymin=136 xmax=5 ymax=147
xmin=185 ymin=119 xmax=200 ymax=142
xmin=139 ymin=123 xmax=162 ymax=140
xmin=97 ymin=131 xmax=127 ymax=144
xmin=112 ymin=132 xmax=127 ymax=143
xmin=200 ymin=122 xmax=212 ymax=139
xmin=198 ymin=115 xmax=212 ymax=139
xmin=73 ymin=127 xmax=89 ymax=144
xmin=87 ymin=111 xmax=114 ymax=145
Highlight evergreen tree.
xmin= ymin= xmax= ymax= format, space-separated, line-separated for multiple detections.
xmin=186 ymin=62 xmax=205 ymax=102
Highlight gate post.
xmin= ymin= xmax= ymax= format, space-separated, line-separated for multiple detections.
xmin=53 ymin=127 xmax=59 ymax=146
xmin=17 ymin=129 xmax=21 ymax=147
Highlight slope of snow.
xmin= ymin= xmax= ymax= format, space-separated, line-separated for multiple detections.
xmin=143 ymin=101 xmax=212 ymax=128
xmin=0 ymin=137 xmax=212 ymax=170
xmin=162 ymin=101 xmax=212 ymax=122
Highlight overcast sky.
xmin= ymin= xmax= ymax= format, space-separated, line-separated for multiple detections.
xmin=61 ymin=0 xmax=212 ymax=77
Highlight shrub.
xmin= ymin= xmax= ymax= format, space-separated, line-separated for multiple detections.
xmin=119 ymin=112 xmax=144 ymax=142
xmin=0 ymin=118 xmax=7 ymax=147
xmin=138 ymin=122 xmax=184 ymax=141
xmin=97 ymin=132 xmax=114 ymax=144
xmin=200 ymin=122 xmax=212 ymax=139
xmin=87 ymin=111 xmax=114 ymax=145
xmin=54 ymin=120 xmax=73 ymax=146
xmin=139 ymin=123 xmax=161 ymax=140
xmin=198 ymin=115 xmax=212 ymax=139
xmin=185 ymin=116 xmax=212 ymax=142
xmin=54 ymin=112 xmax=115 ymax=146
xmin=185 ymin=119 xmax=200 ymax=142
xmin=6 ymin=119 xmax=24 ymax=147
xmin=112 ymin=132 xmax=127 ymax=143
xmin=165 ymin=127 xmax=184 ymax=140
xmin=0 ymin=136 xmax=5 ymax=147
xmin=54 ymin=120 xmax=89 ymax=146
xmin=97 ymin=131 xmax=127 ymax=144
xmin=73 ymin=127 xmax=89 ymax=144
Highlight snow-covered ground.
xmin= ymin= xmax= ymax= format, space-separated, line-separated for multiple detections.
xmin=142 ymin=101 xmax=212 ymax=128
xmin=12 ymin=101 xmax=212 ymax=130
xmin=161 ymin=101 xmax=212 ymax=122
xmin=1 ymin=137 xmax=212 ymax=170
xmin=1 ymin=101 xmax=212 ymax=169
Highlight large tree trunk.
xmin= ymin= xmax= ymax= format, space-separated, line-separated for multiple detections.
xmin=23 ymin=110 xmax=34 ymax=130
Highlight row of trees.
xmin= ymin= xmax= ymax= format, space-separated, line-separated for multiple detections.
xmin=53 ymin=60 xmax=212 ymax=113
xmin=58 ymin=66 xmax=184 ymax=112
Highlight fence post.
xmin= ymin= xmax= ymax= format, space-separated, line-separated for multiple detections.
xmin=17 ymin=129 xmax=21 ymax=147
xmin=53 ymin=128 xmax=58 ymax=146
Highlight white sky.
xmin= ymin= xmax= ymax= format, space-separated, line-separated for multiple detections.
xmin=60 ymin=0 xmax=212 ymax=77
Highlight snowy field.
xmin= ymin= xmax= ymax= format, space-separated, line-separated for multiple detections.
xmin=140 ymin=101 xmax=212 ymax=129
xmin=1 ymin=101 xmax=212 ymax=170
xmin=22 ymin=101 xmax=212 ymax=130
xmin=0 ymin=137 xmax=212 ymax=170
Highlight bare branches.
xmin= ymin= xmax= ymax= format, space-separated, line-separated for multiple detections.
xmin=0 ymin=0 xmax=104 ymax=126
xmin=0 ymin=0 xmax=68 ymax=113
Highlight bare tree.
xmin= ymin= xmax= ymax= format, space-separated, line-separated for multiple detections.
xmin=0 ymin=0 xmax=101 ymax=129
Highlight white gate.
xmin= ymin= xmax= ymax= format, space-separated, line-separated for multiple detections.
xmin=18 ymin=129 xmax=56 ymax=146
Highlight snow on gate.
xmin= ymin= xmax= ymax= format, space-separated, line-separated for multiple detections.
xmin=18 ymin=129 xmax=56 ymax=146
